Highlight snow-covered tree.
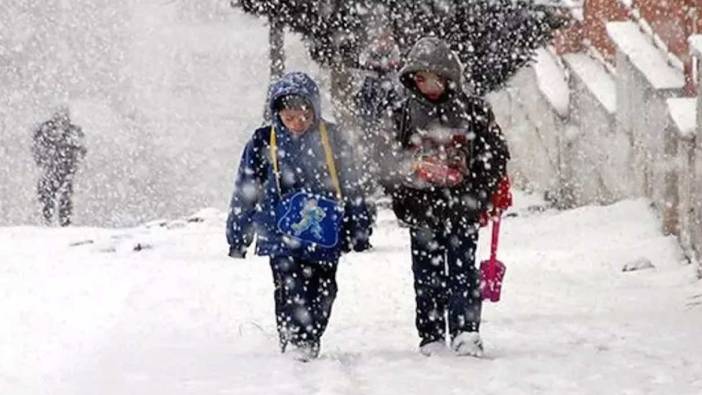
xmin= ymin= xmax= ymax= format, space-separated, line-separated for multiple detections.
xmin=234 ymin=0 xmax=569 ymax=96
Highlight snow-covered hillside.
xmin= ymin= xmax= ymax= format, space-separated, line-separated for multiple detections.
xmin=2 ymin=192 xmax=701 ymax=394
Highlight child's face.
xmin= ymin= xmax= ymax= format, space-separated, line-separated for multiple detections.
xmin=414 ymin=71 xmax=446 ymax=101
xmin=279 ymin=107 xmax=314 ymax=136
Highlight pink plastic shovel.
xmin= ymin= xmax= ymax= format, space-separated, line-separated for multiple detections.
xmin=480 ymin=213 xmax=506 ymax=302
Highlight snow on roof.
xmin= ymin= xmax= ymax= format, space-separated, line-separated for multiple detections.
xmin=533 ymin=48 xmax=569 ymax=117
xmin=666 ymin=98 xmax=697 ymax=138
xmin=563 ymin=53 xmax=616 ymax=114
xmin=606 ymin=22 xmax=685 ymax=91
xmin=691 ymin=35 xmax=702 ymax=58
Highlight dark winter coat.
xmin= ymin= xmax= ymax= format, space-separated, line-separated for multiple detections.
xmin=355 ymin=33 xmax=402 ymax=139
xmin=226 ymin=72 xmax=371 ymax=260
xmin=385 ymin=37 xmax=510 ymax=231
xmin=357 ymin=73 xmax=401 ymax=133
xmin=32 ymin=118 xmax=87 ymax=179
xmin=354 ymin=72 xmax=402 ymax=188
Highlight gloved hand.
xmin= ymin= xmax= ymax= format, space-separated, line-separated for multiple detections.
xmin=492 ymin=176 xmax=513 ymax=212
xmin=479 ymin=176 xmax=512 ymax=227
xmin=228 ymin=245 xmax=246 ymax=259
xmin=353 ymin=239 xmax=372 ymax=253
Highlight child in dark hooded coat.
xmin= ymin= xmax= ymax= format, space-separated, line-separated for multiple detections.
xmin=382 ymin=37 xmax=511 ymax=357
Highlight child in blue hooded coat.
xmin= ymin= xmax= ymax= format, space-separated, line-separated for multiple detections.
xmin=226 ymin=72 xmax=371 ymax=361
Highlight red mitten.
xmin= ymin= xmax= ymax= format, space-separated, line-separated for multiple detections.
xmin=479 ymin=176 xmax=512 ymax=228
xmin=491 ymin=176 xmax=513 ymax=212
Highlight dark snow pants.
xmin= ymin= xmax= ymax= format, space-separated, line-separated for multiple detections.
xmin=269 ymin=256 xmax=338 ymax=351
xmin=38 ymin=172 xmax=74 ymax=226
xmin=410 ymin=226 xmax=482 ymax=346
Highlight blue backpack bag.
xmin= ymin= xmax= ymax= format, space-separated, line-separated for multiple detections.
xmin=270 ymin=123 xmax=345 ymax=261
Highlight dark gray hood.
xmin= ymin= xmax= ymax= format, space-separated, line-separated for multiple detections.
xmin=396 ymin=38 xmax=473 ymax=135
xmin=399 ymin=37 xmax=463 ymax=91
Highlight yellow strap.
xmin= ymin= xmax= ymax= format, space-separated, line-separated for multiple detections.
xmin=319 ymin=122 xmax=343 ymax=200
xmin=269 ymin=122 xmax=342 ymax=200
xmin=269 ymin=126 xmax=281 ymax=194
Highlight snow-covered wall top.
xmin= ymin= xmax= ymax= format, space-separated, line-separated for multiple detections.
xmin=666 ymin=98 xmax=697 ymax=138
xmin=563 ymin=53 xmax=616 ymax=114
xmin=533 ymin=49 xmax=569 ymax=117
xmin=607 ymin=22 xmax=685 ymax=91
xmin=691 ymin=35 xmax=702 ymax=58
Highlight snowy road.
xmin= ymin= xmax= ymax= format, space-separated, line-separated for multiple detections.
xmin=2 ymin=193 xmax=702 ymax=395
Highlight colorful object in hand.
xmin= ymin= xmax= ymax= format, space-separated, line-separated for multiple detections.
xmin=409 ymin=133 xmax=469 ymax=188
xmin=412 ymin=157 xmax=466 ymax=187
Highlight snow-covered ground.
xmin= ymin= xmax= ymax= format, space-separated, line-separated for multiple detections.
xmin=2 ymin=192 xmax=701 ymax=395
xmin=3 ymin=4 xmax=702 ymax=394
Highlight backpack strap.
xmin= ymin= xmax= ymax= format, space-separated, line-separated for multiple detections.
xmin=269 ymin=123 xmax=343 ymax=200
xmin=269 ymin=127 xmax=282 ymax=197
xmin=319 ymin=122 xmax=343 ymax=201
xmin=396 ymin=100 xmax=412 ymax=147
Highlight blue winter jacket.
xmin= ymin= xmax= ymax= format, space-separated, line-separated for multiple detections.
xmin=226 ymin=72 xmax=371 ymax=261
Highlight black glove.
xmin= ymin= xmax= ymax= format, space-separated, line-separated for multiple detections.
xmin=353 ymin=239 xmax=372 ymax=253
xmin=228 ymin=245 xmax=246 ymax=259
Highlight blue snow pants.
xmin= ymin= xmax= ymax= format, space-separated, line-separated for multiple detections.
xmin=269 ymin=256 xmax=338 ymax=351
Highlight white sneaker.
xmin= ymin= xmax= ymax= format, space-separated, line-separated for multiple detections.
xmin=451 ymin=332 xmax=484 ymax=357
xmin=284 ymin=343 xmax=320 ymax=362
xmin=419 ymin=340 xmax=449 ymax=357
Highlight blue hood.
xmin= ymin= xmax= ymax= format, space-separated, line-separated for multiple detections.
xmin=268 ymin=72 xmax=322 ymax=125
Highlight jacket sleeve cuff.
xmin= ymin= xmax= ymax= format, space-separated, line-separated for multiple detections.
xmin=353 ymin=239 xmax=372 ymax=252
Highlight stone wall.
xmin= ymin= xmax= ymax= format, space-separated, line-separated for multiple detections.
xmin=492 ymin=26 xmax=701 ymax=272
